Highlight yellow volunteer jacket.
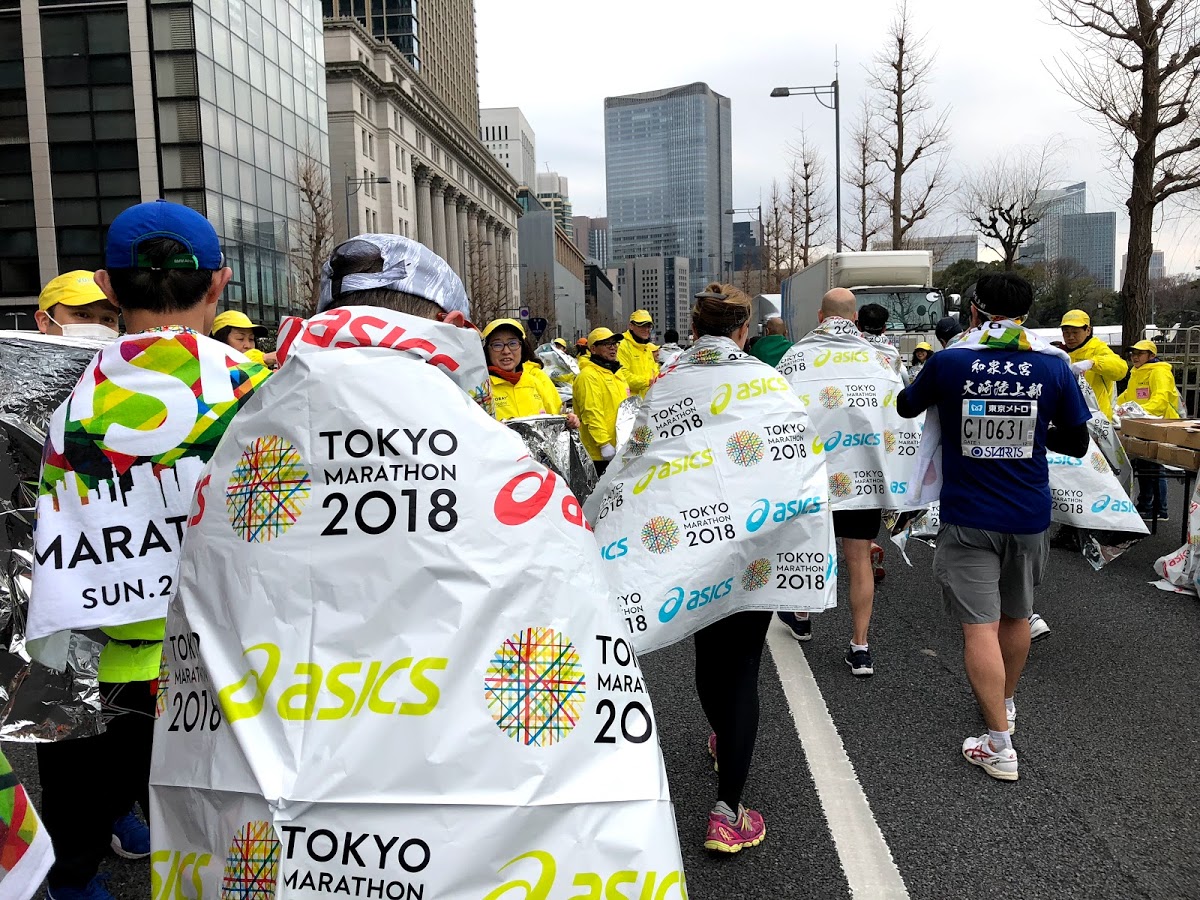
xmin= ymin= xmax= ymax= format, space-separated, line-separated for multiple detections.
xmin=491 ymin=362 xmax=563 ymax=421
xmin=1118 ymin=360 xmax=1181 ymax=419
xmin=572 ymin=361 xmax=630 ymax=460
xmin=1069 ymin=338 xmax=1127 ymax=419
xmin=617 ymin=334 xmax=660 ymax=398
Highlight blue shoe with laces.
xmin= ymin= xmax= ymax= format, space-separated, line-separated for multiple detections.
xmin=111 ymin=810 xmax=150 ymax=859
xmin=47 ymin=873 xmax=115 ymax=900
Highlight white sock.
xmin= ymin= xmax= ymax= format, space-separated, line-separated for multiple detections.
xmin=850 ymin=642 xmax=868 ymax=653
xmin=1005 ymin=697 xmax=1016 ymax=715
xmin=712 ymin=800 xmax=737 ymax=823
xmin=988 ymin=729 xmax=1013 ymax=752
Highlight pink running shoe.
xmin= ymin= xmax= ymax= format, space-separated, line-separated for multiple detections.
xmin=707 ymin=732 xmax=718 ymax=771
xmin=704 ymin=805 xmax=766 ymax=853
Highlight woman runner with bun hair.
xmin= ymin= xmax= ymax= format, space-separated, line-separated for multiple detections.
xmin=685 ymin=283 xmax=771 ymax=855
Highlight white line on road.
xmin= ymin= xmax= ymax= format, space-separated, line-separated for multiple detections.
xmin=767 ymin=621 xmax=910 ymax=900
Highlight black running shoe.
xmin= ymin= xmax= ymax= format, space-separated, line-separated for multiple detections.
xmin=776 ymin=611 xmax=813 ymax=642
xmin=845 ymin=648 xmax=874 ymax=677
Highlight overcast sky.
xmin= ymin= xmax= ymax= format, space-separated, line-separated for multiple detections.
xmin=476 ymin=0 xmax=1199 ymax=279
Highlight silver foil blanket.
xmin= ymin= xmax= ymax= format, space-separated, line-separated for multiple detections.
xmin=504 ymin=414 xmax=599 ymax=502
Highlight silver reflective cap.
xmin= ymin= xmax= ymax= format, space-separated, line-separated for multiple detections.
xmin=318 ymin=233 xmax=471 ymax=317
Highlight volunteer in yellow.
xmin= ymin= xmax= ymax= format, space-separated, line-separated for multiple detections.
xmin=617 ymin=309 xmax=660 ymax=398
xmin=211 ymin=309 xmax=277 ymax=369
xmin=34 ymin=271 xmax=121 ymax=340
xmin=1118 ymin=339 xmax=1182 ymax=520
xmin=483 ymin=318 xmax=578 ymax=426
xmin=572 ymin=327 xmax=630 ymax=474
xmin=910 ymin=341 xmax=933 ymax=378
xmin=1060 ymin=310 xmax=1126 ymax=419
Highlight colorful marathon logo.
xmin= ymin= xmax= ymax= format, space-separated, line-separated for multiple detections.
xmin=725 ymin=430 xmax=765 ymax=467
xmin=627 ymin=425 xmax=654 ymax=458
xmin=829 ymin=472 xmax=853 ymax=498
xmin=883 ymin=430 xmax=897 ymax=454
xmin=485 ymin=628 xmax=586 ymax=748
xmin=156 ymin=657 xmax=170 ymax=718
xmin=1090 ymin=452 xmax=1110 ymax=473
xmin=818 ymin=386 xmax=844 ymax=409
xmin=641 ymin=516 xmax=681 ymax=554
xmin=221 ymin=820 xmax=280 ymax=900
xmin=691 ymin=347 xmax=723 ymax=366
xmin=226 ymin=435 xmax=313 ymax=543
xmin=741 ymin=558 xmax=772 ymax=591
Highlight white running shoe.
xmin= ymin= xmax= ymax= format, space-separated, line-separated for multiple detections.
xmin=1029 ymin=613 xmax=1050 ymax=642
xmin=962 ymin=734 xmax=1019 ymax=781
xmin=1007 ymin=704 xmax=1017 ymax=735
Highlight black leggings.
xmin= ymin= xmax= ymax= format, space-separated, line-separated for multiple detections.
xmin=693 ymin=610 xmax=772 ymax=810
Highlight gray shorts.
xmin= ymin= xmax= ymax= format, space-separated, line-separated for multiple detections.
xmin=933 ymin=524 xmax=1049 ymax=624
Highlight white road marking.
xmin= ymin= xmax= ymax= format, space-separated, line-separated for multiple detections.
xmin=767 ymin=621 xmax=910 ymax=900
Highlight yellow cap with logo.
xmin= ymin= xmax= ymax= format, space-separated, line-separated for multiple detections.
xmin=629 ymin=310 xmax=653 ymax=325
xmin=588 ymin=327 xmax=623 ymax=346
xmin=38 ymin=271 xmax=111 ymax=312
xmin=481 ymin=318 xmax=526 ymax=340
xmin=211 ymin=310 xmax=267 ymax=337
xmin=1131 ymin=339 xmax=1157 ymax=354
xmin=1060 ymin=309 xmax=1090 ymax=328
xmin=914 ymin=341 xmax=933 ymax=352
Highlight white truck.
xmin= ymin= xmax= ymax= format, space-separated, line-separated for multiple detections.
xmin=780 ymin=250 xmax=956 ymax=351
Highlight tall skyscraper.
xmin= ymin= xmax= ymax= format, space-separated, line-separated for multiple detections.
xmin=604 ymin=82 xmax=732 ymax=298
xmin=1121 ymin=249 xmax=1166 ymax=285
xmin=480 ymin=107 xmax=537 ymax=189
xmin=572 ymin=215 xmax=610 ymax=268
xmin=1023 ymin=182 xmax=1087 ymax=265
xmin=321 ymin=0 xmax=479 ymax=133
xmin=615 ymin=256 xmax=691 ymax=334
xmin=535 ymin=172 xmax=573 ymax=237
xmin=1 ymin=0 xmax=328 ymax=324
xmin=1061 ymin=212 xmax=1117 ymax=290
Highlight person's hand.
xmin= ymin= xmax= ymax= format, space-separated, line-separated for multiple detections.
xmin=600 ymin=443 xmax=616 ymax=460
xmin=262 ymin=351 xmax=279 ymax=369
xmin=1070 ymin=359 xmax=1093 ymax=374
xmin=566 ymin=413 xmax=580 ymax=430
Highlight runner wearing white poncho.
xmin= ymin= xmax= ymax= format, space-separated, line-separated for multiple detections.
xmin=589 ymin=282 xmax=834 ymax=856
xmin=149 ymin=235 xmax=686 ymax=898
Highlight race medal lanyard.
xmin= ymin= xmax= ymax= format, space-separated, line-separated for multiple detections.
xmin=960 ymin=398 xmax=1037 ymax=460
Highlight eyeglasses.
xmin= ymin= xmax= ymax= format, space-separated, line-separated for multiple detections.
xmin=487 ymin=339 xmax=522 ymax=352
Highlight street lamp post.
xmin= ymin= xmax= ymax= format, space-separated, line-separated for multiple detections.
xmin=345 ymin=174 xmax=391 ymax=240
xmin=770 ymin=79 xmax=842 ymax=252
xmin=726 ymin=205 xmax=766 ymax=296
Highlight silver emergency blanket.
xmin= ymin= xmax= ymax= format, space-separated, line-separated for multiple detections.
xmin=0 ymin=332 xmax=104 ymax=740
xmin=504 ymin=414 xmax=598 ymax=502
xmin=535 ymin=344 xmax=579 ymax=407
xmin=1155 ymin=478 xmax=1200 ymax=594
xmin=614 ymin=396 xmax=644 ymax=452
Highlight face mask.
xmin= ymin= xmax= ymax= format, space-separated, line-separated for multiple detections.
xmin=59 ymin=323 xmax=119 ymax=341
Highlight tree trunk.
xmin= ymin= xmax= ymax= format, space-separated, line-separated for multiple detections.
xmin=891 ymin=35 xmax=905 ymax=249
xmin=1121 ymin=28 xmax=1160 ymax=350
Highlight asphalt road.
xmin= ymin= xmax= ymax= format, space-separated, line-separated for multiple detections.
xmin=8 ymin=481 xmax=1198 ymax=900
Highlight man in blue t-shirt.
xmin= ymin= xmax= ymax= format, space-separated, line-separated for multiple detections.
xmin=897 ymin=272 xmax=1090 ymax=782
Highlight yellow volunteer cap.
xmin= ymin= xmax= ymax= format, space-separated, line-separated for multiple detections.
xmin=1131 ymin=339 xmax=1157 ymax=354
xmin=1060 ymin=309 xmax=1090 ymax=328
xmin=481 ymin=318 xmax=526 ymax=340
xmin=553 ymin=337 xmax=567 ymax=348
xmin=38 ymin=271 xmax=110 ymax=312
xmin=211 ymin=310 xmax=267 ymax=337
xmin=914 ymin=341 xmax=933 ymax=352
xmin=588 ymin=327 xmax=623 ymax=346
xmin=629 ymin=310 xmax=653 ymax=325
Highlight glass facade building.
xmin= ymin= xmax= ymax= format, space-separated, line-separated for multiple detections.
xmin=604 ymin=82 xmax=732 ymax=299
xmin=1 ymin=0 xmax=328 ymax=327
xmin=1061 ymin=211 xmax=1117 ymax=290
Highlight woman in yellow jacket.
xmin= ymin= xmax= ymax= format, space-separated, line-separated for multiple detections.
xmin=483 ymin=318 xmax=579 ymax=426
xmin=1117 ymin=339 xmax=1182 ymax=520
xmin=1060 ymin=310 xmax=1126 ymax=419
xmin=572 ymin=328 xmax=631 ymax=474
xmin=212 ymin=309 xmax=278 ymax=369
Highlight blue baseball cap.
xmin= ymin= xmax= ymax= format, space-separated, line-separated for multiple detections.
xmin=105 ymin=200 xmax=223 ymax=270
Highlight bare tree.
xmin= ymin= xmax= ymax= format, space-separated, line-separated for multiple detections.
xmin=845 ymin=97 xmax=887 ymax=252
xmin=869 ymin=0 xmax=953 ymax=249
xmin=289 ymin=150 xmax=334 ymax=316
xmin=523 ymin=272 xmax=559 ymax=337
xmin=465 ymin=238 xmax=504 ymax=324
xmin=760 ymin=180 xmax=788 ymax=291
xmin=959 ymin=140 xmax=1064 ymax=269
xmin=1047 ymin=0 xmax=1200 ymax=345
xmin=788 ymin=129 xmax=833 ymax=268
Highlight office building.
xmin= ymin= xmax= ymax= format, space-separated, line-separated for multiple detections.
xmin=572 ymin=215 xmax=610 ymax=269
xmin=324 ymin=21 xmax=521 ymax=309
xmin=479 ymin=107 xmax=536 ymax=189
xmin=535 ymin=171 xmax=572 ymax=238
xmin=1121 ymin=250 xmax=1166 ymax=286
xmin=875 ymin=233 xmax=1002 ymax=270
xmin=733 ymin=220 xmax=760 ymax=273
xmin=321 ymin=0 xmax=479 ymax=134
xmin=614 ymin=256 xmax=690 ymax=335
xmin=1060 ymin=211 xmax=1117 ymax=290
xmin=517 ymin=189 xmax=586 ymax=340
xmin=1022 ymin=182 xmax=1087 ymax=265
xmin=1 ymin=0 xmax=329 ymax=325
xmin=584 ymin=263 xmax=617 ymax=329
xmin=604 ymin=82 xmax=732 ymax=297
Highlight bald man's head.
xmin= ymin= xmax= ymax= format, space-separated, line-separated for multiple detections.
xmin=818 ymin=288 xmax=857 ymax=322
xmin=765 ymin=317 xmax=787 ymax=336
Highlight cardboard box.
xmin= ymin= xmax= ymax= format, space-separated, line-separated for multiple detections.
xmin=1157 ymin=443 xmax=1200 ymax=472
xmin=1119 ymin=417 xmax=1200 ymax=448
xmin=1120 ymin=435 xmax=1157 ymax=460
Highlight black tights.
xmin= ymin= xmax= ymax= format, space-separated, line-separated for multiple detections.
xmin=693 ymin=610 xmax=772 ymax=810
